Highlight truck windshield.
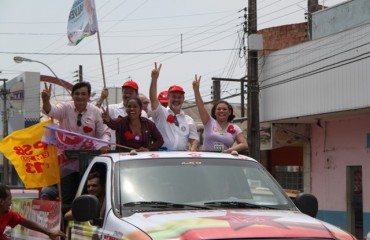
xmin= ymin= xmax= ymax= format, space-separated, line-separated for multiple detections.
xmin=113 ymin=157 xmax=295 ymax=214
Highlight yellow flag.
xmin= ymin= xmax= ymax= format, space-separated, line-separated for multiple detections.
xmin=0 ymin=120 xmax=60 ymax=188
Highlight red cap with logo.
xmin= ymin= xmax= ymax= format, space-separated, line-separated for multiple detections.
xmin=168 ymin=85 xmax=185 ymax=94
xmin=122 ymin=80 xmax=139 ymax=90
xmin=158 ymin=90 xmax=168 ymax=103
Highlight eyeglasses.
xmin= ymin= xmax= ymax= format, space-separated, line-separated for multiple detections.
xmin=174 ymin=115 xmax=179 ymax=127
xmin=77 ymin=113 xmax=82 ymax=127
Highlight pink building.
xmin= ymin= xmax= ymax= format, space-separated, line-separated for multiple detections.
xmin=311 ymin=115 xmax=370 ymax=234
xmin=258 ymin=1 xmax=370 ymax=238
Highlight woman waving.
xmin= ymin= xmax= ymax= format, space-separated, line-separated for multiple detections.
xmin=192 ymin=75 xmax=248 ymax=153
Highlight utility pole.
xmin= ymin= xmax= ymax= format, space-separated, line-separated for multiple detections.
xmin=74 ymin=65 xmax=83 ymax=83
xmin=212 ymin=80 xmax=221 ymax=104
xmin=247 ymin=0 xmax=261 ymax=162
xmin=307 ymin=0 xmax=318 ymax=40
xmin=212 ymin=77 xmax=247 ymax=117
xmin=78 ymin=65 xmax=83 ymax=82
xmin=0 ymin=79 xmax=10 ymax=184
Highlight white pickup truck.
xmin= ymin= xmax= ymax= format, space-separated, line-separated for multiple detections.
xmin=66 ymin=151 xmax=355 ymax=240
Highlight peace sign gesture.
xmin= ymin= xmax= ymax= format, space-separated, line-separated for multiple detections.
xmin=101 ymin=106 xmax=111 ymax=122
xmin=192 ymin=74 xmax=202 ymax=92
xmin=151 ymin=62 xmax=162 ymax=81
xmin=192 ymin=74 xmax=209 ymax=125
xmin=41 ymin=83 xmax=52 ymax=102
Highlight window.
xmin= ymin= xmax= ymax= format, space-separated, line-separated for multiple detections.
xmin=273 ymin=166 xmax=303 ymax=191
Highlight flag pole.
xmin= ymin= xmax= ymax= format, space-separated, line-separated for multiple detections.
xmin=57 ymin=183 xmax=65 ymax=230
xmin=96 ymin=31 xmax=109 ymax=107
xmin=51 ymin=117 xmax=65 ymax=231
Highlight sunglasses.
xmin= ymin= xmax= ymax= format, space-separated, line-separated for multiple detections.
xmin=174 ymin=115 xmax=179 ymax=127
xmin=77 ymin=113 xmax=82 ymax=127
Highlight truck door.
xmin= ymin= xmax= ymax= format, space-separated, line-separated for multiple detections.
xmin=67 ymin=160 xmax=111 ymax=239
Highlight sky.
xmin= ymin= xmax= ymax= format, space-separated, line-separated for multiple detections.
xmin=0 ymin=0 xmax=347 ymax=104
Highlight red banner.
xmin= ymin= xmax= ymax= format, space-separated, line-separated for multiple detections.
xmin=10 ymin=199 xmax=61 ymax=239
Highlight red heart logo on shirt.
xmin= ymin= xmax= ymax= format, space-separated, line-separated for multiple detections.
xmin=83 ymin=126 xmax=93 ymax=133
xmin=166 ymin=115 xmax=175 ymax=124
xmin=124 ymin=131 xmax=135 ymax=140
xmin=227 ymin=125 xmax=236 ymax=134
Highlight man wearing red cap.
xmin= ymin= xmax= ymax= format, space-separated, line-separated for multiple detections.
xmin=96 ymin=80 xmax=148 ymax=148
xmin=157 ymin=90 xmax=168 ymax=107
xmin=149 ymin=63 xmax=199 ymax=151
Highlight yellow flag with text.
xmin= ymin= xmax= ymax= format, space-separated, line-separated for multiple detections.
xmin=0 ymin=120 xmax=60 ymax=188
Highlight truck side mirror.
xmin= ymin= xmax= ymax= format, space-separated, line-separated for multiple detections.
xmin=72 ymin=195 xmax=100 ymax=221
xmin=293 ymin=193 xmax=318 ymax=218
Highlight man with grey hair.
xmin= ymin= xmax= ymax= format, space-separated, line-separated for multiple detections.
xmin=149 ymin=63 xmax=199 ymax=151
xmin=139 ymin=93 xmax=150 ymax=113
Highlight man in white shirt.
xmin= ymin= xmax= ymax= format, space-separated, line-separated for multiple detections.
xmin=42 ymin=81 xmax=110 ymax=217
xmin=149 ymin=63 xmax=199 ymax=151
xmin=96 ymin=80 xmax=147 ymax=148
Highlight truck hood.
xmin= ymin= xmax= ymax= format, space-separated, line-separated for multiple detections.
xmin=123 ymin=209 xmax=353 ymax=240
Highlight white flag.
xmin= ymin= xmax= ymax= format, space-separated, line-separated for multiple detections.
xmin=42 ymin=123 xmax=109 ymax=176
xmin=67 ymin=0 xmax=99 ymax=46
xmin=42 ymin=123 xmax=110 ymax=153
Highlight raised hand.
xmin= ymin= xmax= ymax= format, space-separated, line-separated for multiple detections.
xmin=96 ymin=88 xmax=108 ymax=108
xmin=41 ymin=83 xmax=52 ymax=102
xmin=192 ymin=74 xmax=209 ymax=125
xmin=101 ymin=106 xmax=111 ymax=122
xmin=100 ymin=88 xmax=108 ymax=100
xmin=151 ymin=62 xmax=162 ymax=81
xmin=192 ymin=74 xmax=201 ymax=91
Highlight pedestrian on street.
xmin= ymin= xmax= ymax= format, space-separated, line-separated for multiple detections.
xmin=0 ymin=184 xmax=65 ymax=240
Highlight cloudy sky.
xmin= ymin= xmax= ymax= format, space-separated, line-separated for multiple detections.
xmin=0 ymin=0 xmax=346 ymax=103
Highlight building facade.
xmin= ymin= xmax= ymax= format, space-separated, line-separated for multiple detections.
xmin=258 ymin=1 xmax=370 ymax=238
xmin=0 ymin=72 xmax=41 ymax=185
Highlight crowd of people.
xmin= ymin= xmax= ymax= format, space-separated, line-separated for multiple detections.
xmin=42 ymin=62 xmax=248 ymax=207
xmin=1 ymin=62 xmax=249 ymax=238
xmin=96 ymin=62 xmax=248 ymax=153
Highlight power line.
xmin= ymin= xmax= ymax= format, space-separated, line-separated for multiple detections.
xmin=261 ymin=50 xmax=370 ymax=89
xmin=0 ymin=48 xmax=238 ymax=56
xmin=0 ymin=10 xmax=238 ymax=25
xmin=62 ymin=9 xmax=243 ymax=82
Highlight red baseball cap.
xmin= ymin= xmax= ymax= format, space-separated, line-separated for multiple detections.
xmin=168 ymin=85 xmax=185 ymax=94
xmin=158 ymin=90 xmax=168 ymax=103
xmin=122 ymin=80 xmax=139 ymax=90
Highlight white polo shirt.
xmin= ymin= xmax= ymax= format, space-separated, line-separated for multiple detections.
xmin=150 ymin=105 xmax=199 ymax=151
